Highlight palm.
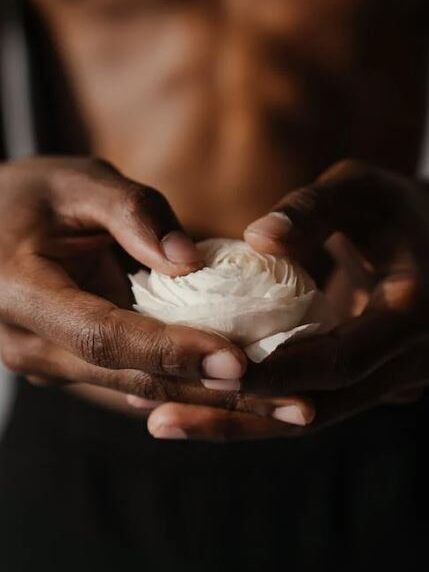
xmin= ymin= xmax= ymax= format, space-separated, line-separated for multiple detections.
xmin=61 ymin=245 xmax=134 ymax=310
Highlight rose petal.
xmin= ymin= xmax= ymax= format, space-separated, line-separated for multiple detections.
xmin=130 ymin=239 xmax=333 ymax=349
xmin=244 ymin=324 xmax=320 ymax=363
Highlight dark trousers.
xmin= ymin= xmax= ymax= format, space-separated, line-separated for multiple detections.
xmin=0 ymin=379 xmax=426 ymax=572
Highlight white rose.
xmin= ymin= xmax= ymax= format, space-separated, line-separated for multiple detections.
xmin=130 ymin=239 xmax=333 ymax=362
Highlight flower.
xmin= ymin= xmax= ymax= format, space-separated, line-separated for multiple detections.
xmin=130 ymin=239 xmax=332 ymax=362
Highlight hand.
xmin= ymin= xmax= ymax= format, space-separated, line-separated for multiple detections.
xmin=146 ymin=160 xmax=429 ymax=441
xmin=0 ymin=157 xmax=252 ymax=403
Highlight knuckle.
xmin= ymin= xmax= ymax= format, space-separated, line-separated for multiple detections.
xmin=146 ymin=327 xmax=191 ymax=376
xmin=135 ymin=329 xmax=165 ymax=374
xmin=160 ymin=343 xmax=189 ymax=377
xmin=222 ymin=391 xmax=242 ymax=412
xmin=78 ymin=313 xmax=120 ymax=368
xmin=107 ymin=370 xmax=168 ymax=400
xmin=126 ymin=372 xmax=168 ymax=401
xmin=123 ymin=184 xmax=166 ymax=220
xmin=283 ymin=185 xmax=319 ymax=219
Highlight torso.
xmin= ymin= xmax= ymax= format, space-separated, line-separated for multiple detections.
xmin=33 ymin=0 xmax=428 ymax=239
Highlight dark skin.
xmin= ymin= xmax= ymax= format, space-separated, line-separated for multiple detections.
xmin=165 ymin=159 xmax=429 ymax=440
xmin=0 ymin=156 xmax=313 ymax=426
xmin=0 ymin=0 xmax=428 ymax=439
xmin=122 ymin=158 xmax=429 ymax=440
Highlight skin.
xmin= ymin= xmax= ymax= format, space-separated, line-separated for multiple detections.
xmin=165 ymin=160 xmax=429 ymax=440
xmin=0 ymin=156 xmax=312 ymax=424
xmin=0 ymin=0 xmax=428 ymax=439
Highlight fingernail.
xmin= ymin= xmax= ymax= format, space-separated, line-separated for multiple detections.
xmin=272 ymin=405 xmax=308 ymax=426
xmin=152 ymin=425 xmax=187 ymax=440
xmin=161 ymin=231 xmax=203 ymax=265
xmin=201 ymin=378 xmax=241 ymax=391
xmin=245 ymin=212 xmax=292 ymax=240
xmin=202 ymin=350 xmax=245 ymax=380
xmin=126 ymin=394 xmax=164 ymax=409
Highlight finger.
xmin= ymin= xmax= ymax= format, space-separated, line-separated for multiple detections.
xmin=147 ymin=403 xmax=308 ymax=442
xmin=243 ymin=162 xmax=426 ymax=395
xmin=152 ymin=337 xmax=429 ymax=442
xmin=244 ymin=159 xmax=417 ymax=262
xmin=49 ymin=157 xmax=204 ymax=276
xmin=3 ymin=328 xmax=311 ymax=421
xmin=307 ymin=336 xmax=429 ymax=430
xmin=243 ymin=307 xmax=423 ymax=394
xmin=129 ymin=385 xmax=315 ymax=425
xmin=0 ymin=258 xmax=246 ymax=380
xmin=0 ymin=324 xmax=313 ymax=420
xmin=0 ymin=323 xmax=246 ymax=396
xmin=0 ymin=323 xmax=314 ymax=424
xmin=0 ymin=325 xmax=201 ymax=399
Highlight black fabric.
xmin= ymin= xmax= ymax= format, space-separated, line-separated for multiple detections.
xmin=0 ymin=379 xmax=428 ymax=572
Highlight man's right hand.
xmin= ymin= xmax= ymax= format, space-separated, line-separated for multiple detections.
xmin=0 ymin=157 xmax=249 ymax=400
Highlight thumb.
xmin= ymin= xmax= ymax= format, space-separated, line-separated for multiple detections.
xmin=243 ymin=159 xmax=398 ymax=259
xmin=55 ymin=158 xmax=204 ymax=276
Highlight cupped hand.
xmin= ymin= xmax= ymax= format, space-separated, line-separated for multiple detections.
xmin=0 ymin=157 xmax=254 ymax=404
xmin=147 ymin=160 xmax=429 ymax=441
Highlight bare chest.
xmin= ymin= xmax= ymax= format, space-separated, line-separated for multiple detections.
xmin=34 ymin=0 xmax=426 ymax=237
